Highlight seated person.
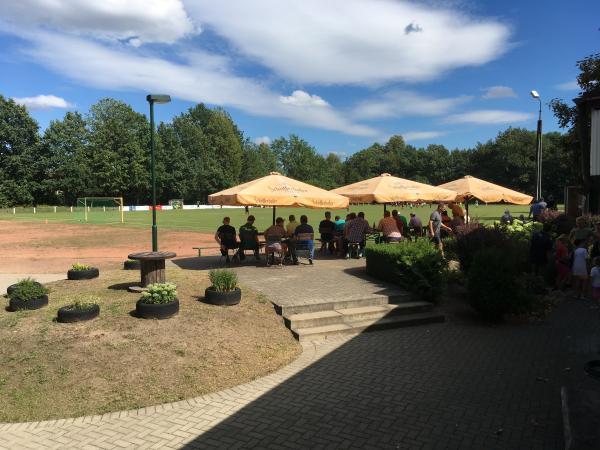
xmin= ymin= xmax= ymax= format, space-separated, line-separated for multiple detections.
xmin=214 ymin=216 xmax=238 ymax=263
xmin=441 ymin=209 xmax=452 ymax=237
xmin=345 ymin=211 xmax=370 ymax=258
xmin=237 ymin=215 xmax=260 ymax=261
xmin=294 ymin=215 xmax=315 ymax=264
xmin=408 ymin=213 xmax=423 ymax=237
xmin=264 ymin=217 xmax=287 ymax=263
xmin=318 ymin=211 xmax=336 ymax=253
xmin=391 ymin=209 xmax=407 ymax=235
xmin=377 ymin=210 xmax=402 ymax=242
xmin=449 ymin=202 xmax=465 ymax=224
xmin=286 ymin=214 xmax=299 ymax=237
xmin=500 ymin=209 xmax=514 ymax=225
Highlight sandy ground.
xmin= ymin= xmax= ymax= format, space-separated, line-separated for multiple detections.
xmin=0 ymin=220 xmax=218 ymax=274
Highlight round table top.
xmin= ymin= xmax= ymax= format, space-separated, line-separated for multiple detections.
xmin=128 ymin=251 xmax=176 ymax=261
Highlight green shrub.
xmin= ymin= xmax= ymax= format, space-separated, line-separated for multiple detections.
xmin=140 ymin=283 xmax=177 ymax=304
xmin=467 ymin=248 xmax=542 ymax=322
xmin=365 ymin=240 xmax=448 ymax=302
xmin=64 ymin=296 xmax=99 ymax=311
xmin=209 ymin=269 xmax=238 ymax=292
xmin=71 ymin=263 xmax=92 ymax=271
xmin=442 ymin=236 xmax=457 ymax=261
xmin=8 ymin=278 xmax=49 ymax=301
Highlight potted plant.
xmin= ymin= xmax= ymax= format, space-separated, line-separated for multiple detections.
xmin=136 ymin=282 xmax=179 ymax=319
xmin=57 ymin=297 xmax=100 ymax=323
xmin=204 ymin=269 xmax=241 ymax=306
xmin=7 ymin=279 xmax=42 ymax=297
xmin=7 ymin=278 xmax=49 ymax=311
xmin=123 ymin=259 xmax=140 ymax=270
xmin=67 ymin=263 xmax=99 ymax=280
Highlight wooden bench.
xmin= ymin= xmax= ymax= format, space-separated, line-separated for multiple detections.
xmin=193 ymin=241 xmax=266 ymax=257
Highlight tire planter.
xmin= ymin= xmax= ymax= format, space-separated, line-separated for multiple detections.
xmin=204 ymin=287 xmax=241 ymax=306
xmin=123 ymin=260 xmax=140 ymax=270
xmin=57 ymin=304 xmax=100 ymax=323
xmin=7 ymin=281 xmax=42 ymax=297
xmin=9 ymin=295 xmax=48 ymax=311
xmin=67 ymin=268 xmax=99 ymax=280
xmin=136 ymin=298 xmax=179 ymax=319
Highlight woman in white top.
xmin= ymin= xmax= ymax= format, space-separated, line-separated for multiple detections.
xmin=572 ymin=239 xmax=589 ymax=299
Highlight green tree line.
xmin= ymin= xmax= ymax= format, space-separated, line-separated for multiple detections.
xmin=0 ymin=94 xmax=579 ymax=207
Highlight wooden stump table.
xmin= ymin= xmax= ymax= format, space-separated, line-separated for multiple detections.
xmin=128 ymin=251 xmax=176 ymax=292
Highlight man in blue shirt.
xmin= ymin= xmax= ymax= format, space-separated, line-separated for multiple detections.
xmin=294 ymin=215 xmax=314 ymax=264
xmin=529 ymin=198 xmax=547 ymax=221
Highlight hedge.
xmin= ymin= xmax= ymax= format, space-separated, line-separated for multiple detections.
xmin=365 ymin=240 xmax=448 ymax=302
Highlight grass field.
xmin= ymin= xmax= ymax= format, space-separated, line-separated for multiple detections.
xmin=0 ymin=204 xmax=537 ymax=233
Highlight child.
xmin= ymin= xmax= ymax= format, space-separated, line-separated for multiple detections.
xmin=591 ymin=257 xmax=600 ymax=300
xmin=572 ymin=239 xmax=589 ymax=299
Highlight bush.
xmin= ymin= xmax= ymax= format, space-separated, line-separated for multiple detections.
xmin=8 ymin=278 xmax=49 ymax=301
xmin=64 ymin=296 xmax=99 ymax=311
xmin=209 ymin=269 xmax=238 ymax=292
xmin=140 ymin=283 xmax=177 ymax=304
xmin=442 ymin=237 xmax=457 ymax=261
xmin=467 ymin=248 xmax=543 ymax=322
xmin=455 ymin=225 xmax=529 ymax=274
xmin=365 ymin=240 xmax=448 ymax=302
xmin=71 ymin=263 xmax=92 ymax=271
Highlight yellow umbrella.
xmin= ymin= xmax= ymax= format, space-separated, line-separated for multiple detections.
xmin=331 ymin=173 xmax=458 ymax=204
xmin=209 ymin=172 xmax=349 ymax=223
xmin=437 ymin=175 xmax=533 ymax=223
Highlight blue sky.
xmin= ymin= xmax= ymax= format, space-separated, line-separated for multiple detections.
xmin=0 ymin=0 xmax=598 ymax=157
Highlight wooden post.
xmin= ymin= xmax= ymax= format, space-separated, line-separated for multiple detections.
xmin=140 ymin=259 xmax=166 ymax=287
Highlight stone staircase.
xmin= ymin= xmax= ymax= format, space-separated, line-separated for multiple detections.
xmin=278 ymin=294 xmax=445 ymax=342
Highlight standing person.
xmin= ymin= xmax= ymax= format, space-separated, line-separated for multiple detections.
xmin=377 ymin=210 xmax=402 ymax=242
xmin=569 ymin=216 xmax=594 ymax=246
xmin=530 ymin=223 xmax=553 ymax=275
xmin=529 ymin=198 xmax=547 ymax=221
xmin=555 ymin=234 xmax=571 ymax=291
xmin=294 ymin=215 xmax=315 ymax=264
xmin=214 ymin=217 xmax=238 ymax=263
xmin=318 ymin=211 xmax=336 ymax=254
xmin=572 ymin=239 xmax=589 ymax=299
xmin=546 ymin=195 xmax=557 ymax=211
xmin=391 ymin=209 xmax=407 ymax=235
xmin=429 ymin=203 xmax=453 ymax=256
xmin=590 ymin=257 xmax=600 ymax=301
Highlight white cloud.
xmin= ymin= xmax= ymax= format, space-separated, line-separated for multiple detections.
xmin=280 ymin=90 xmax=328 ymax=107
xmin=184 ymin=0 xmax=510 ymax=84
xmin=402 ymin=131 xmax=446 ymax=141
xmin=12 ymin=94 xmax=72 ymax=110
xmin=14 ymin=30 xmax=377 ymax=137
xmin=443 ymin=110 xmax=533 ymax=125
xmin=481 ymin=85 xmax=517 ymax=99
xmin=354 ymin=90 xmax=471 ymax=120
xmin=555 ymin=81 xmax=579 ymax=91
xmin=0 ymin=0 xmax=196 ymax=45
xmin=253 ymin=136 xmax=272 ymax=145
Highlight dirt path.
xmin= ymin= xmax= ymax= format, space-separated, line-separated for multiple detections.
xmin=0 ymin=221 xmax=218 ymax=273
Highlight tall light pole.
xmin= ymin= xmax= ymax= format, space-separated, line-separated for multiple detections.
xmin=531 ymin=90 xmax=543 ymax=201
xmin=146 ymin=94 xmax=171 ymax=252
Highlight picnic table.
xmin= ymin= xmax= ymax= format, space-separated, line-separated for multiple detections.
xmin=128 ymin=251 xmax=176 ymax=289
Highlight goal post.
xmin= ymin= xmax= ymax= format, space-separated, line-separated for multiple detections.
xmin=76 ymin=197 xmax=124 ymax=223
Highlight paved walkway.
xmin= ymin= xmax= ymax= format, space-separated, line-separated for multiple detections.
xmin=0 ymin=273 xmax=64 ymax=295
xmin=2 ymin=292 xmax=599 ymax=449
xmin=174 ymin=256 xmax=409 ymax=311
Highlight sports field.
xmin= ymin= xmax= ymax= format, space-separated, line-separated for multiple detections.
xmin=0 ymin=204 xmax=536 ymax=233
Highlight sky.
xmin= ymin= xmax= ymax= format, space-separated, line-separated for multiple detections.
xmin=0 ymin=0 xmax=598 ymax=157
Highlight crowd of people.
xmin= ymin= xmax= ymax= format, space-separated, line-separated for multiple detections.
xmin=213 ymin=202 xmax=468 ymax=265
xmin=530 ymin=216 xmax=600 ymax=300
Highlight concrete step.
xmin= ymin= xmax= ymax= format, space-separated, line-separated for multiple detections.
xmin=293 ymin=311 xmax=445 ymax=342
xmin=285 ymin=301 xmax=433 ymax=330
xmin=277 ymin=293 xmax=410 ymax=316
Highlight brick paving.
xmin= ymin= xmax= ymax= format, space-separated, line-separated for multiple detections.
xmin=1 ymin=291 xmax=599 ymax=449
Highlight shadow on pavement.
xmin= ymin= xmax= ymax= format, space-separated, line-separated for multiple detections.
xmin=179 ymin=297 xmax=600 ymax=449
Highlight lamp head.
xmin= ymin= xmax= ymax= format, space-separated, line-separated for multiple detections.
xmin=530 ymin=90 xmax=540 ymax=99
xmin=146 ymin=94 xmax=171 ymax=104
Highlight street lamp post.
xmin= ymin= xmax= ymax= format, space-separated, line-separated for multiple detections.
xmin=146 ymin=94 xmax=171 ymax=252
xmin=531 ymin=90 xmax=543 ymax=200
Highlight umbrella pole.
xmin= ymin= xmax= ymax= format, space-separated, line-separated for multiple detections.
xmin=383 ymin=203 xmax=387 ymax=213
xmin=465 ymin=197 xmax=469 ymax=224
xmin=272 ymin=206 xmax=276 ymax=225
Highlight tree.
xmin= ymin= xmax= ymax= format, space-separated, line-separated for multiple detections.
xmin=86 ymin=98 xmax=150 ymax=203
xmin=271 ymin=135 xmax=328 ymax=186
xmin=0 ymin=95 xmax=40 ymax=206
xmin=41 ymin=112 xmax=91 ymax=205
